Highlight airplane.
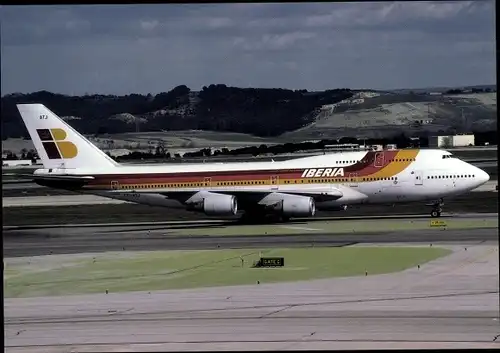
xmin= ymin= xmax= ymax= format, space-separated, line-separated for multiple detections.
xmin=16 ymin=103 xmax=490 ymax=222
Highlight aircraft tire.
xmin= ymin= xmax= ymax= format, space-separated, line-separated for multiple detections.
xmin=431 ymin=210 xmax=441 ymax=218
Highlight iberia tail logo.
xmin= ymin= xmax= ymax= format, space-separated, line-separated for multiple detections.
xmin=36 ymin=128 xmax=78 ymax=159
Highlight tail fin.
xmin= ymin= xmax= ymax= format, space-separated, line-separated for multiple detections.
xmin=16 ymin=104 xmax=119 ymax=171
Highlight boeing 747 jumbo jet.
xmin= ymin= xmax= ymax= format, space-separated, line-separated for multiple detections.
xmin=16 ymin=104 xmax=490 ymax=221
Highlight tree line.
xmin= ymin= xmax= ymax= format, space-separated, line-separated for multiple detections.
xmin=1 ymin=85 xmax=353 ymax=139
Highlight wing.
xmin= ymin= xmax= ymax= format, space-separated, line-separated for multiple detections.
xmin=140 ymin=186 xmax=344 ymax=204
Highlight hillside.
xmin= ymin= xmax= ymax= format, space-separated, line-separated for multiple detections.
xmin=283 ymin=90 xmax=497 ymax=140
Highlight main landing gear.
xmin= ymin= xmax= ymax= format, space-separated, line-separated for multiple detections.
xmin=429 ymin=198 xmax=444 ymax=218
xmin=239 ymin=211 xmax=291 ymax=224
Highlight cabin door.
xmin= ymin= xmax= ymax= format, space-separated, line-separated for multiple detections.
xmin=204 ymin=177 xmax=212 ymax=188
xmin=348 ymin=173 xmax=358 ymax=187
xmin=414 ymin=171 xmax=423 ymax=186
xmin=374 ymin=152 xmax=384 ymax=168
xmin=270 ymin=175 xmax=279 ymax=191
xmin=111 ymin=181 xmax=120 ymax=190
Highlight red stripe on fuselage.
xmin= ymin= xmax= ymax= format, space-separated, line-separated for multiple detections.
xmin=84 ymin=150 xmax=408 ymax=187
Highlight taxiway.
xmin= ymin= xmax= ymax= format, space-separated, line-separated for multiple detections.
xmin=5 ymin=241 xmax=499 ymax=351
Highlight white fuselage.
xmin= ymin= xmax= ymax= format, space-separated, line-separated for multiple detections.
xmin=51 ymin=149 xmax=489 ymax=211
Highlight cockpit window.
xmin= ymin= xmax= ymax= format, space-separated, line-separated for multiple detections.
xmin=442 ymin=154 xmax=455 ymax=159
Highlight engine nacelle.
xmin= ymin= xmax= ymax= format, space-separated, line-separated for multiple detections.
xmin=188 ymin=194 xmax=238 ymax=216
xmin=270 ymin=195 xmax=316 ymax=217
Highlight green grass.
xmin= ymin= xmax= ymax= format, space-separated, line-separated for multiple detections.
xmin=169 ymin=218 xmax=498 ymax=237
xmin=4 ymin=247 xmax=451 ymax=298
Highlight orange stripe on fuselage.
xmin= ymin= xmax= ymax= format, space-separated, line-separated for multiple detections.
xmin=368 ymin=149 xmax=419 ymax=179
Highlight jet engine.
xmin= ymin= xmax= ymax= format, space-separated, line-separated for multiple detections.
xmin=188 ymin=194 xmax=238 ymax=216
xmin=270 ymin=194 xmax=316 ymax=217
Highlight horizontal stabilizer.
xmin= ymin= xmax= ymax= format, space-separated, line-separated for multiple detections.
xmin=14 ymin=173 xmax=95 ymax=181
xmin=31 ymin=174 xmax=96 ymax=189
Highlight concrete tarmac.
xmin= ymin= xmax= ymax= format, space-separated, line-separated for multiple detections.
xmin=5 ymin=242 xmax=499 ymax=351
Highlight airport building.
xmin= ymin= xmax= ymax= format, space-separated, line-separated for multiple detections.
xmin=2 ymin=159 xmax=42 ymax=167
xmin=429 ymin=134 xmax=475 ymax=148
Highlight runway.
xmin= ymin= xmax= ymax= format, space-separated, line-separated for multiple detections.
xmin=4 ymin=227 xmax=498 ymax=258
xmin=5 ymin=241 xmax=499 ymax=351
xmin=4 ymin=211 xmax=497 ymax=230
xmin=3 ymin=212 xmax=498 ymax=257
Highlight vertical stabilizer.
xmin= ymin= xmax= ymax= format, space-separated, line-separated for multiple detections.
xmin=16 ymin=104 xmax=119 ymax=171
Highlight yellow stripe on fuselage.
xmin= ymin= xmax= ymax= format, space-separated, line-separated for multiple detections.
xmin=89 ymin=176 xmax=398 ymax=191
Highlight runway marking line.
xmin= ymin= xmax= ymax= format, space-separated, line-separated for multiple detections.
xmin=279 ymin=226 xmax=323 ymax=232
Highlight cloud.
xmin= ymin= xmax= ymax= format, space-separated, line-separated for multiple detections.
xmin=233 ymin=31 xmax=317 ymax=51
xmin=140 ymin=19 xmax=160 ymax=32
xmin=206 ymin=17 xmax=233 ymax=29
xmin=0 ymin=1 xmax=495 ymax=94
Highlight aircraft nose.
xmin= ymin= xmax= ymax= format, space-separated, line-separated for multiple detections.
xmin=476 ymin=167 xmax=490 ymax=184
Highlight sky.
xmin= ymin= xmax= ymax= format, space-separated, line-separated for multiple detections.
xmin=0 ymin=1 xmax=496 ymax=95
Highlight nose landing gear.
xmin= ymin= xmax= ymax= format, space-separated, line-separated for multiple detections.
xmin=431 ymin=208 xmax=442 ymax=218
xmin=429 ymin=198 xmax=444 ymax=218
